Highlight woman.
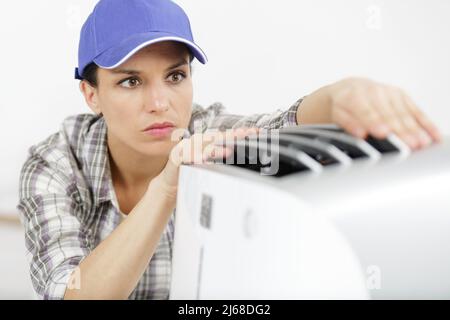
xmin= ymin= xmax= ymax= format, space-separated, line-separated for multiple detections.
xmin=17 ymin=0 xmax=441 ymax=300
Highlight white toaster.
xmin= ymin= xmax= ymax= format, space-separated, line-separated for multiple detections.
xmin=170 ymin=124 xmax=450 ymax=299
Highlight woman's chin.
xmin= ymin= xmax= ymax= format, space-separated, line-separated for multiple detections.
xmin=138 ymin=144 xmax=173 ymax=158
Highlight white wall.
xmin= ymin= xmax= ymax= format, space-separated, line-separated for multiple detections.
xmin=0 ymin=223 xmax=34 ymax=299
xmin=0 ymin=0 xmax=449 ymax=299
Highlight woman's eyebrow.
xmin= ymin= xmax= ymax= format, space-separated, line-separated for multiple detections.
xmin=111 ymin=68 xmax=140 ymax=75
xmin=111 ymin=59 xmax=188 ymax=75
xmin=165 ymin=59 xmax=188 ymax=71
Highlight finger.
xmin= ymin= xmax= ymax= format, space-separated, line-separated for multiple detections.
xmin=191 ymin=128 xmax=255 ymax=165
xmin=168 ymin=137 xmax=192 ymax=166
xmin=173 ymin=132 xmax=211 ymax=165
xmin=202 ymin=142 xmax=219 ymax=162
xmin=373 ymin=87 xmax=419 ymax=150
xmin=216 ymin=127 xmax=259 ymax=147
xmin=366 ymin=86 xmax=401 ymax=138
xmin=333 ymin=105 xmax=368 ymax=138
xmin=202 ymin=144 xmax=233 ymax=163
xmin=403 ymin=94 xmax=442 ymax=143
xmin=387 ymin=89 xmax=425 ymax=150
xmin=170 ymin=128 xmax=190 ymax=142
xmin=340 ymin=93 xmax=384 ymax=138
xmin=176 ymin=127 xmax=259 ymax=166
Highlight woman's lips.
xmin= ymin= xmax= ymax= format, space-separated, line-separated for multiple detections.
xmin=143 ymin=125 xmax=175 ymax=138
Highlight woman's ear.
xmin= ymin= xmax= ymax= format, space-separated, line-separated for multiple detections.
xmin=79 ymin=80 xmax=102 ymax=115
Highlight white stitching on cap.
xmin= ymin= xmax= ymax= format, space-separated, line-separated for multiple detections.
xmin=95 ymin=36 xmax=208 ymax=69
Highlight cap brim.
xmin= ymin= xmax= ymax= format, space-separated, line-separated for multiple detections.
xmin=94 ymin=31 xmax=208 ymax=69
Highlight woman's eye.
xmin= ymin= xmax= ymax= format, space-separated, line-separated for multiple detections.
xmin=119 ymin=77 xmax=141 ymax=88
xmin=168 ymin=71 xmax=186 ymax=84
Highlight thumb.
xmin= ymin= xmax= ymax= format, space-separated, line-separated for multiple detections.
xmin=161 ymin=140 xmax=187 ymax=188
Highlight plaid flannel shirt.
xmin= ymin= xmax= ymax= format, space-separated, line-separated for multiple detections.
xmin=17 ymin=99 xmax=302 ymax=299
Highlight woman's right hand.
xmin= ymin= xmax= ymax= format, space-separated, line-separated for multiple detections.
xmin=151 ymin=127 xmax=260 ymax=200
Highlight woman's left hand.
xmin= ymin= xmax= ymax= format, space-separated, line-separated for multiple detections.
xmin=297 ymin=77 xmax=442 ymax=150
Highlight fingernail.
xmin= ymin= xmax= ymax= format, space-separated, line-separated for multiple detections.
xmin=404 ymin=134 xmax=418 ymax=149
xmin=417 ymin=130 xmax=432 ymax=147
xmin=431 ymin=127 xmax=443 ymax=142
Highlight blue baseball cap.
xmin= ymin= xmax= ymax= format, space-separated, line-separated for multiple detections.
xmin=75 ymin=0 xmax=208 ymax=80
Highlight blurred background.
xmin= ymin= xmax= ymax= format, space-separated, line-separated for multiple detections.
xmin=0 ymin=0 xmax=449 ymax=299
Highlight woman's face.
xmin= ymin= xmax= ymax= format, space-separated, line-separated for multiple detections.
xmin=87 ymin=41 xmax=193 ymax=158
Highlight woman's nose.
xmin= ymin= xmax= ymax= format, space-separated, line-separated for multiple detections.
xmin=144 ymin=87 xmax=169 ymax=113
xmin=154 ymin=99 xmax=169 ymax=111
